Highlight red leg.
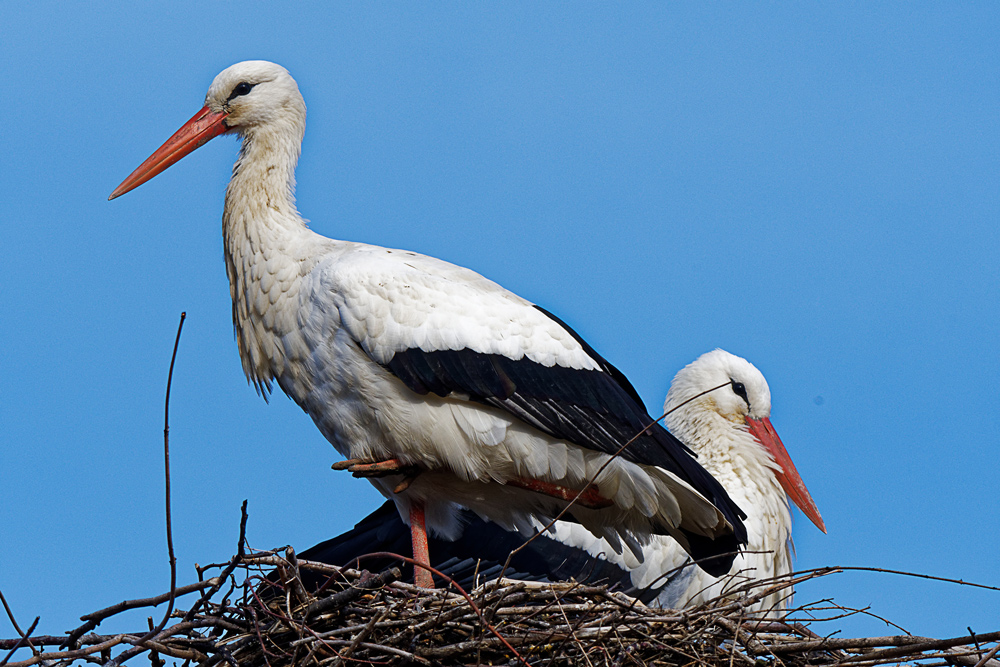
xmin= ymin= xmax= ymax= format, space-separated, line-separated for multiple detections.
xmin=506 ymin=478 xmax=614 ymax=509
xmin=409 ymin=501 xmax=434 ymax=588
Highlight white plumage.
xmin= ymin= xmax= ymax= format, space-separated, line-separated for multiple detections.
xmin=110 ymin=60 xmax=747 ymax=585
xmin=547 ymin=349 xmax=826 ymax=614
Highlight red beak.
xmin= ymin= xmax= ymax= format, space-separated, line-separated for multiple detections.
xmin=109 ymin=106 xmax=230 ymax=200
xmin=746 ymin=416 xmax=827 ymax=533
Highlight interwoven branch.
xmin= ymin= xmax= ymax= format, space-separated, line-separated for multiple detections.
xmin=1 ymin=555 xmax=997 ymax=667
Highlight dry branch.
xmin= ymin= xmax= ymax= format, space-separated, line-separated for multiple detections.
xmin=2 ymin=552 xmax=996 ymax=667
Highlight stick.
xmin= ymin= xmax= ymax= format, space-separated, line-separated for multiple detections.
xmin=102 ymin=313 xmax=185 ymax=667
xmin=0 ymin=590 xmax=37 ymax=660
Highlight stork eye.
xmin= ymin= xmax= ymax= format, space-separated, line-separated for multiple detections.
xmin=228 ymin=82 xmax=255 ymax=101
xmin=730 ymin=379 xmax=749 ymax=405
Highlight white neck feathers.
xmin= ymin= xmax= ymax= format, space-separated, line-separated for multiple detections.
xmin=221 ymin=110 xmax=312 ymax=393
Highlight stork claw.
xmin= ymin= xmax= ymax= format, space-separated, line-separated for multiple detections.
xmin=392 ymin=473 xmax=420 ymax=493
xmin=332 ymin=457 xmax=420 ymax=479
xmin=331 ymin=458 xmax=362 ymax=471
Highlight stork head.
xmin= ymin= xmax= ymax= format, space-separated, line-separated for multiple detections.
xmin=109 ymin=60 xmax=305 ymax=200
xmin=665 ymin=349 xmax=826 ymax=533
xmin=203 ymin=60 xmax=305 ymax=133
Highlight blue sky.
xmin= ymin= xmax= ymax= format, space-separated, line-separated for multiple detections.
xmin=1 ymin=2 xmax=997 ymax=647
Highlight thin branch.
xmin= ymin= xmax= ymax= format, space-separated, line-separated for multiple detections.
xmin=102 ymin=312 xmax=186 ymax=667
xmin=183 ymin=500 xmax=250 ymax=623
xmin=64 ymin=578 xmax=219 ymax=648
xmin=791 ymin=565 xmax=1000 ymax=593
xmin=974 ymin=643 xmax=1000 ymax=667
xmin=156 ymin=310 xmax=186 ymax=633
xmin=766 ymin=630 xmax=1000 ymax=656
xmin=0 ymin=590 xmax=37 ymax=659
xmin=0 ymin=617 xmax=38 ymax=667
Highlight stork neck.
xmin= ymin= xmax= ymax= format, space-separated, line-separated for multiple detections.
xmin=226 ymin=121 xmax=304 ymax=224
xmin=221 ymin=119 xmax=313 ymax=393
xmin=222 ymin=120 xmax=312 ymax=271
xmin=667 ymin=407 xmax=784 ymax=498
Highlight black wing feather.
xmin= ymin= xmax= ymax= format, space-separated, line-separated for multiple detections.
xmin=532 ymin=305 xmax=648 ymax=408
xmin=381 ymin=309 xmax=748 ymax=545
xmin=296 ymin=501 xmax=662 ymax=601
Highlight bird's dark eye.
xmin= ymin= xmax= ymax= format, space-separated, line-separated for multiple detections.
xmin=730 ymin=379 xmax=749 ymax=405
xmin=227 ymin=82 xmax=255 ymax=101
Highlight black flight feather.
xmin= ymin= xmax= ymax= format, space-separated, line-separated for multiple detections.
xmin=380 ymin=309 xmax=748 ymax=547
xmin=296 ymin=501 xmax=667 ymax=602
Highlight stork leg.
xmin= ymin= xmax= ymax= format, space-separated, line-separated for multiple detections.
xmin=334 ymin=458 xmax=613 ymax=509
xmin=333 ymin=457 xmax=611 ymax=587
xmin=507 ymin=478 xmax=614 ymax=510
xmin=333 ymin=458 xmax=434 ymax=587
xmin=409 ymin=501 xmax=434 ymax=588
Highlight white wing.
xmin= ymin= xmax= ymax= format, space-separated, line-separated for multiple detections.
xmin=315 ymin=243 xmax=603 ymax=370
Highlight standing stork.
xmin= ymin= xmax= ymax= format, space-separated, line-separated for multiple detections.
xmin=109 ymin=61 xmax=746 ymax=587
xmin=302 ymin=350 xmax=825 ymax=613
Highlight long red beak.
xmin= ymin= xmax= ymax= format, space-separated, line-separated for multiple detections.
xmin=109 ymin=106 xmax=230 ymax=200
xmin=746 ymin=416 xmax=827 ymax=533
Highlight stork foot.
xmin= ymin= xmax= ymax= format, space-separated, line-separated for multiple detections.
xmin=332 ymin=457 xmax=420 ymax=479
xmin=507 ymin=478 xmax=614 ymax=510
xmin=392 ymin=473 xmax=420 ymax=494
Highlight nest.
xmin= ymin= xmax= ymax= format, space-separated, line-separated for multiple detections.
xmin=2 ymin=545 xmax=998 ymax=667
xmin=5 ymin=319 xmax=990 ymax=666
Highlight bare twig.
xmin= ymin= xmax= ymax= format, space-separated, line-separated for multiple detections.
xmin=0 ymin=590 xmax=38 ymax=660
xmin=183 ymin=500 xmax=250 ymax=623
xmin=0 ymin=616 xmax=38 ymax=667
xmin=64 ymin=579 xmax=219 ymax=648
xmin=974 ymin=643 xmax=1000 ymax=667
xmin=792 ymin=565 xmax=1000 ymax=593
xmin=99 ymin=313 xmax=187 ymax=667
xmin=156 ymin=310 xmax=186 ymax=632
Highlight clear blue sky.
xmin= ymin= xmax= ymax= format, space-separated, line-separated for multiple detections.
xmin=2 ymin=2 xmax=997 ymax=647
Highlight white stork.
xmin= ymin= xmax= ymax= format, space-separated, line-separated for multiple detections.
xmin=109 ymin=60 xmax=747 ymax=587
xmin=548 ymin=349 xmax=826 ymax=612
